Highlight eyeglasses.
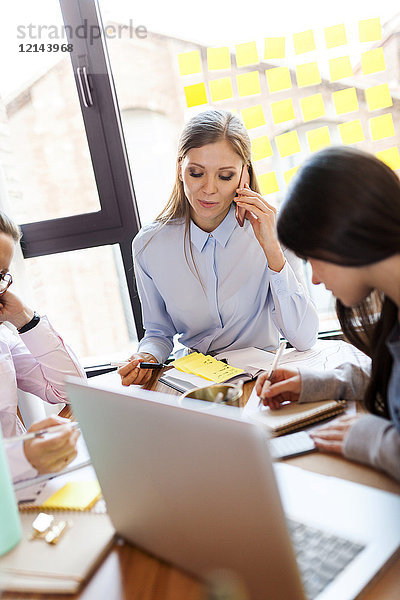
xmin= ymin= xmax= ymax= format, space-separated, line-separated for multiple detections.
xmin=0 ymin=272 xmax=12 ymax=295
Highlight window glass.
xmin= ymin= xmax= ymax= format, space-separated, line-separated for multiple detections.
xmin=1 ymin=1 xmax=101 ymax=223
xmin=23 ymin=245 xmax=136 ymax=363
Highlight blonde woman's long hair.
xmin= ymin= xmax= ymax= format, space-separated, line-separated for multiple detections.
xmin=154 ymin=110 xmax=260 ymax=281
xmin=157 ymin=109 xmax=260 ymax=224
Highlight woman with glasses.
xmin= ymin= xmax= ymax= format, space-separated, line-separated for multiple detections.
xmin=0 ymin=211 xmax=85 ymax=482
xmin=118 ymin=110 xmax=318 ymax=386
xmin=256 ymin=147 xmax=400 ymax=482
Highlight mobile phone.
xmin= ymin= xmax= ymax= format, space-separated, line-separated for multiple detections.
xmin=235 ymin=165 xmax=250 ymax=227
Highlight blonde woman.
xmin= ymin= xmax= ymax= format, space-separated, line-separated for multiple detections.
xmin=119 ymin=110 xmax=318 ymax=386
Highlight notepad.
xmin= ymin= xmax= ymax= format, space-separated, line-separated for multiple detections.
xmin=171 ymin=352 xmax=244 ymax=383
xmin=33 ymin=481 xmax=102 ymax=511
xmin=243 ymin=387 xmax=346 ymax=436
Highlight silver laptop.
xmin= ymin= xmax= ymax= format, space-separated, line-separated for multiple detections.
xmin=66 ymin=377 xmax=400 ymax=600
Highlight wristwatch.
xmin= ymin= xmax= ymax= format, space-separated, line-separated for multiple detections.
xmin=18 ymin=311 xmax=41 ymax=334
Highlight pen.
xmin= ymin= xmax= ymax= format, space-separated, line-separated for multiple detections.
xmin=258 ymin=341 xmax=287 ymax=407
xmin=5 ymin=421 xmax=79 ymax=444
xmin=110 ymin=361 xmax=166 ymax=369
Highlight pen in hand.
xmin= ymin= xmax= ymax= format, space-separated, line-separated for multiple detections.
xmin=258 ymin=341 xmax=287 ymax=407
xmin=110 ymin=361 xmax=165 ymax=369
xmin=5 ymin=421 xmax=79 ymax=444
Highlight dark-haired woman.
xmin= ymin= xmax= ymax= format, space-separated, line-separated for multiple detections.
xmin=118 ymin=109 xmax=319 ymax=386
xmin=256 ymin=146 xmax=400 ymax=482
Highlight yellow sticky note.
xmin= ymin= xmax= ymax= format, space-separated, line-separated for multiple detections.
xmin=300 ymin=93 xmax=325 ymax=122
xmin=172 ymin=352 xmax=206 ymax=373
xmin=332 ymin=87 xmax=359 ymax=115
xmin=365 ymin=84 xmax=393 ymax=111
xmin=210 ymin=77 xmax=233 ymax=102
xmin=306 ymin=126 xmax=332 ymax=153
xmin=258 ymin=172 xmax=279 ymax=195
xmin=265 ymin=67 xmax=292 ymax=93
xmin=376 ymin=147 xmax=400 ymax=171
xmin=369 ymin=113 xmax=395 ymax=141
xmin=275 ymin=131 xmax=301 ymax=157
xmin=361 ymin=48 xmax=386 ymax=75
xmin=42 ymin=481 xmax=101 ymax=511
xmin=207 ymin=47 xmax=231 ymax=70
xmin=235 ymin=42 xmax=259 ymax=67
xmin=293 ymin=30 xmax=316 ymax=55
xmin=271 ymin=98 xmax=295 ymax=124
xmin=329 ymin=56 xmax=353 ymax=81
xmin=178 ymin=51 xmax=202 ymax=76
xmin=338 ymin=120 xmax=365 ymax=144
xmin=324 ymin=24 xmax=347 ymax=49
xmin=264 ymin=37 xmax=285 ymax=59
xmin=359 ymin=18 xmax=381 ymax=43
xmin=284 ymin=166 xmax=300 ymax=185
xmin=184 ymin=83 xmax=208 ymax=108
xmin=251 ymin=135 xmax=273 ymax=161
xmin=296 ymin=62 xmax=321 ymax=88
xmin=237 ymin=71 xmax=261 ymax=97
xmin=241 ymin=105 xmax=265 ymax=129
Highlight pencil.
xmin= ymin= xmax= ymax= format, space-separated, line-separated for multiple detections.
xmin=5 ymin=421 xmax=79 ymax=444
xmin=258 ymin=341 xmax=287 ymax=407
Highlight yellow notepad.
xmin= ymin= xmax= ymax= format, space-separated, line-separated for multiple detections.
xmin=40 ymin=481 xmax=102 ymax=511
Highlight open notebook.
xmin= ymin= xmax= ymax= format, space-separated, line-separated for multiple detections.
xmin=242 ymin=386 xmax=346 ymax=436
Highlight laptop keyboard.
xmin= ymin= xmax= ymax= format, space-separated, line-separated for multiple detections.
xmin=287 ymin=519 xmax=365 ymax=599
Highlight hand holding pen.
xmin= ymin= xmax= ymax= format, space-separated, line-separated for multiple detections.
xmin=256 ymin=342 xmax=300 ymax=410
xmin=117 ymin=352 xmax=160 ymax=387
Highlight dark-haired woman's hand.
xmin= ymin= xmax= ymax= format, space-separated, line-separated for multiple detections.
xmin=234 ymin=184 xmax=285 ymax=272
xmin=309 ymin=414 xmax=363 ymax=455
xmin=255 ymin=368 xmax=301 ymax=410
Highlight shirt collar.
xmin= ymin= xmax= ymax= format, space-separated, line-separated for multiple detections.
xmin=190 ymin=204 xmax=237 ymax=252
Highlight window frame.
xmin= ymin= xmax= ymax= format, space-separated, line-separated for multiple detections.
xmin=20 ymin=0 xmax=144 ymax=339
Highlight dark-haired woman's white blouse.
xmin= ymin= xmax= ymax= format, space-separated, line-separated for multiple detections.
xmin=133 ymin=204 xmax=319 ymax=362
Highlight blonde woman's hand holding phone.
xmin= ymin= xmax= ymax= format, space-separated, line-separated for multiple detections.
xmin=234 ymin=184 xmax=285 ymax=272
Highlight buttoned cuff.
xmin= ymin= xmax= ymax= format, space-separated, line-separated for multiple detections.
xmin=268 ymin=260 xmax=297 ymax=297
xmin=19 ymin=315 xmax=64 ymax=356
xmin=7 ymin=442 xmax=37 ymax=484
xmin=137 ymin=337 xmax=171 ymax=364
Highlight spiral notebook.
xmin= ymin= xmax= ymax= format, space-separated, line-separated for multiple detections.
xmin=243 ymin=387 xmax=346 ymax=436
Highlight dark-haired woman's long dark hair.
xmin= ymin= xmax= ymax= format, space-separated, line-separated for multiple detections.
xmin=277 ymin=147 xmax=400 ymax=418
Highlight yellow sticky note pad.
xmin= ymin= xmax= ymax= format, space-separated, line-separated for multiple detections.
xmin=338 ymin=120 xmax=365 ymax=144
xmin=332 ymin=87 xmax=359 ymax=115
xmin=184 ymin=83 xmax=208 ymax=108
xmin=359 ymin=18 xmax=381 ymax=43
xmin=265 ymin=67 xmax=292 ymax=93
xmin=306 ymin=126 xmax=331 ymax=153
xmin=275 ymin=131 xmax=301 ymax=157
xmin=293 ymin=30 xmax=316 ymax=55
xmin=237 ymin=71 xmax=261 ymax=97
xmin=324 ymin=24 xmax=347 ymax=49
xmin=207 ymin=47 xmax=231 ymax=71
xmin=376 ymin=147 xmax=400 ymax=171
xmin=329 ymin=56 xmax=353 ymax=81
xmin=369 ymin=113 xmax=395 ymax=141
xmin=271 ymin=98 xmax=295 ymax=124
xmin=42 ymin=481 xmax=101 ymax=511
xmin=251 ymin=135 xmax=273 ymax=161
xmin=258 ymin=172 xmax=279 ymax=195
xmin=241 ymin=105 xmax=265 ymax=129
xmin=178 ymin=51 xmax=202 ymax=76
xmin=365 ymin=84 xmax=393 ymax=111
xmin=284 ymin=166 xmax=300 ymax=185
xmin=264 ymin=37 xmax=285 ymax=59
xmin=300 ymin=93 xmax=325 ymax=122
xmin=361 ymin=47 xmax=386 ymax=75
xmin=235 ymin=42 xmax=259 ymax=67
xmin=210 ymin=77 xmax=233 ymax=102
xmin=296 ymin=62 xmax=321 ymax=88
xmin=172 ymin=352 xmax=206 ymax=374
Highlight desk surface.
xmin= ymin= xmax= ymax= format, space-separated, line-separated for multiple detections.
xmin=5 ymin=373 xmax=400 ymax=600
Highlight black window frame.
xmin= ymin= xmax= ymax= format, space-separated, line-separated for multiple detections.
xmin=20 ymin=0 xmax=144 ymax=340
